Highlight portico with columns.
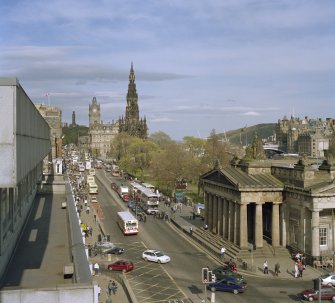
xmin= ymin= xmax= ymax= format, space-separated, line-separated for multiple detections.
xmin=200 ymin=158 xmax=335 ymax=261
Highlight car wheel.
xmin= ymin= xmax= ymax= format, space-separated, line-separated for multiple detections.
xmin=233 ymin=289 xmax=238 ymax=295
xmin=328 ymin=283 xmax=333 ymax=286
xmin=144 ymin=257 xmax=148 ymax=261
xmin=108 ymin=267 xmax=113 ymax=271
xmin=158 ymin=260 xmax=161 ymax=264
xmin=308 ymin=297 xmax=314 ymax=302
xmin=332 ymin=296 xmax=335 ymax=302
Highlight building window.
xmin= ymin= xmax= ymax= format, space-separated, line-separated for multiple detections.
xmin=320 ymin=227 xmax=327 ymax=246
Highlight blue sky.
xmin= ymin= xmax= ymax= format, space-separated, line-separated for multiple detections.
xmin=1 ymin=0 xmax=334 ymax=140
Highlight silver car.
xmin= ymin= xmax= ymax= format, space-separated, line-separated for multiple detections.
xmin=142 ymin=249 xmax=171 ymax=264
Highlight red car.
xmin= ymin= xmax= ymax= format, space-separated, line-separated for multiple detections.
xmin=107 ymin=260 xmax=134 ymax=272
xmin=301 ymin=285 xmax=335 ymax=301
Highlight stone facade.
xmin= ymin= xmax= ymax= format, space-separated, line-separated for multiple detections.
xmin=200 ymin=157 xmax=335 ymax=261
xmin=88 ymin=97 xmax=118 ymax=159
xmin=276 ymin=116 xmax=335 ymax=156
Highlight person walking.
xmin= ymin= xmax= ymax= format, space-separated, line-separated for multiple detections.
xmin=110 ymin=280 xmax=117 ymax=295
xmin=294 ymin=262 xmax=299 ymax=278
xmin=263 ymin=260 xmax=269 ymax=274
xmin=190 ymin=226 xmax=193 ymax=236
xmin=220 ymin=246 xmax=226 ymax=259
xmin=298 ymin=262 xmax=304 ymax=278
xmin=94 ymin=262 xmax=99 ymax=275
xmin=275 ymin=262 xmax=280 ymax=276
xmin=107 ymin=280 xmax=113 ymax=296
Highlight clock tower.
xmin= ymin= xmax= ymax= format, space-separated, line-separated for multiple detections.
xmin=89 ymin=96 xmax=100 ymax=127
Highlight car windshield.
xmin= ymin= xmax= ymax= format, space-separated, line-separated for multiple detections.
xmin=155 ymin=252 xmax=164 ymax=257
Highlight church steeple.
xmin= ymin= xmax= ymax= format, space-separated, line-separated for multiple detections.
xmin=119 ymin=63 xmax=148 ymax=139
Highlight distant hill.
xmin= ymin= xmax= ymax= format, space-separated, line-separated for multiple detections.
xmin=219 ymin=123 xmax=276 ymax=146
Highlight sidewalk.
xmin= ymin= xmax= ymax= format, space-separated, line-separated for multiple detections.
xmin=77 ymin=195 xmax=131 ymax=303
xmin=161 ymin=202 xmax=325 ymax=282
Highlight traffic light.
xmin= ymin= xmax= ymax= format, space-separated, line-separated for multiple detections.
xmin=202 ymin=268 xmax=209 ymax=283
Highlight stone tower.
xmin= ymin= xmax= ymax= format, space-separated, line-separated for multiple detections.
xmin=119 ymin=63 xmax=148 ymax=139
xmin=89 ymin=96 xmax=100 ymax=127
xmin=71 ymin=111 xmax=76 ymax=127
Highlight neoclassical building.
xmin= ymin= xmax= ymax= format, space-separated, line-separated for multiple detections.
xmin=200 ymin=156 xmax=335 ymax=261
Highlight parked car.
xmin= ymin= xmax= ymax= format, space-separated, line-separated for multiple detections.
xmin=111 ymin=182 xmax=118 ymax=191
xmin=212 ymin=266 xmax=244 ymax=281
xmin=207 ymin=279 xmax=247 ymax=294
xmin=142 ymin=250 xmax=171 ymax=264
xmin=128 ymin=200 xmax=135 ymax=209
xmin=301 ymin=285 xmax=335 ymax=301
xmin=107 ymin=260 xmax=134 ymax=272
xmin=321 ymin=273 xmax=335 ymax=286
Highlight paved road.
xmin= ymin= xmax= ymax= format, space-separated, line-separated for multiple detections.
xmin=94 ymin=170 xmax=326 ymax=303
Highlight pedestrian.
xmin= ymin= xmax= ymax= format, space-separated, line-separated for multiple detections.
xmin=190 ymin=226 xmax=193 ymax=235
xmin=275 ymin=262 xmax=280 ymax=276
xmin=263 ymin=260 xmax=269 ymax=274
xmin=193 ymin=211 xmax=196 ymax=220
xmin=107 ymin=280 xmax=113 ymax=296
xmin=94 ymin=214 xmax=97 ymax=223
xmin=110 ymin=280 xmax=117 ymax=295
xmin=298 ymin=262 xmax=304 ymax=278
xmin=86 ymin=206 xmax=90 ymax=214
xmin=94 ymin=262 xmax=99 ymax=275
xmin=294 ymin=262 xmax=298 ymax=278
xmin=220 ymin=246 xmax=226 ymax=259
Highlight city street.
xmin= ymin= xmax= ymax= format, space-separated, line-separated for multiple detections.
xmin=94 ymin=170 xmax=316 ymax=303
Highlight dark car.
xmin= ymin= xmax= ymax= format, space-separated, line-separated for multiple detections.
xmin=207 ymin=279 xmax=247 ymax=294
xmin=128 ymin=200 xmax=135 ymax=209
xmin=212 ymin=266 xmax=243 ymax=281
xmin=107 ymin=260 xmax=134 ymax=272
xmin=111 ymin=182 xmax=118 ymax=191
xmin=301 ymin=286 xmax=335 ymax=301
xmin=103 ymin=246 xmax=124 ymax=255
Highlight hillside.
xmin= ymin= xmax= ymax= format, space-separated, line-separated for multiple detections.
xmin=220 ymin=123 xmax=276 ymax=146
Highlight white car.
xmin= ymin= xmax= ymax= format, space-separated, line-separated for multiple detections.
xmin=142 ymin=250 xmax=171 ymax=264
xmin=321 ymin=273 xmax=335 ymax=286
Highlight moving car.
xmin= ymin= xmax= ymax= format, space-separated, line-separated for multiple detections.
xmin=107 ymin=260 xmax=134 ymax=272
xmin=142 ymin=250 xmax=171 ymax=264
xmin=320 ymin=273 xmax=335 ymax=286
xmin=212 ymin=266 xmax=244 ymax=281
xmin=103 ymin=245 xmax=124 ymax=255
xmin=207 ymin=279 xmax=247 ymax=294
xmin=301 ymin=285 xmax=335 ymax=301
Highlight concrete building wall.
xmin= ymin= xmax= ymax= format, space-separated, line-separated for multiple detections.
xmin=0 ymin=78 xmax=50 ymax=281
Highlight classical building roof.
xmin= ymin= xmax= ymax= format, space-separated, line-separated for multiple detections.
xmin=201 ymin=165 xmax=284 ymax=191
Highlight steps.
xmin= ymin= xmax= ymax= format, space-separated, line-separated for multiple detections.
xmin=192 ymin=228 xmax=290 ymax=262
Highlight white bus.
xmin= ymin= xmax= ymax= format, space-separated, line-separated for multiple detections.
xmin=141 ymin=183 xmax=155 ymax=192
xmin=88 ymin=182 xmax=98 ymax=194
xmin=117 ymin=211 xmax=139 ymax=235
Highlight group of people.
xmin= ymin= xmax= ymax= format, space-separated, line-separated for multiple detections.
xmin=294 ymin=253 xmax=306 ymax=278
xmin=263 ymin=260 xmax=281 ymax=276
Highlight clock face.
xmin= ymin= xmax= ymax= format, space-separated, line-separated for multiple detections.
xmin=93 ymin=108 xmax=97 ymax=113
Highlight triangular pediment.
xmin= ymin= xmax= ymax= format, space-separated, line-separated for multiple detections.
xmin=202 ymin=169 xmax=237 ymax=188
xmin=309 ymin=182 xmax=335 ymax=195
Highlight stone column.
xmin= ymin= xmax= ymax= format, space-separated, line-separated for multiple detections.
xmin=234 ymin=203 xmax=240 ymax=245
xmin=228 ymin=200 xmax=235 ymax=242
xmin=281 ymin=204 xmax=287 ymax=247
xmin=208 ymin=194 xmax=213 ymax=231
xmin=218 ymin=197 xmax=223 ymax=236
xmin=204 ymin=192 xmax=209 ymax=226
xmin=311 ymin=210 xmax=320 ymax=258
xmin=239 ymin=203 xmax=248 ymax=249
xmin=224 ymin=199 xmax=229 ymax=239
xmin=300 ymin=207 xmax=306 ymax=252
xmin=255 ymin=203 xmax=263 ymax=248
xmin=212 ymin=196 xmax=218 ymax=233
xmin=272 ymin=203 xmax=280 ymax=247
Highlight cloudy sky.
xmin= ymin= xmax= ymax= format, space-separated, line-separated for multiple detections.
xmin=1 ymin=0 xmax=334 ymax=140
